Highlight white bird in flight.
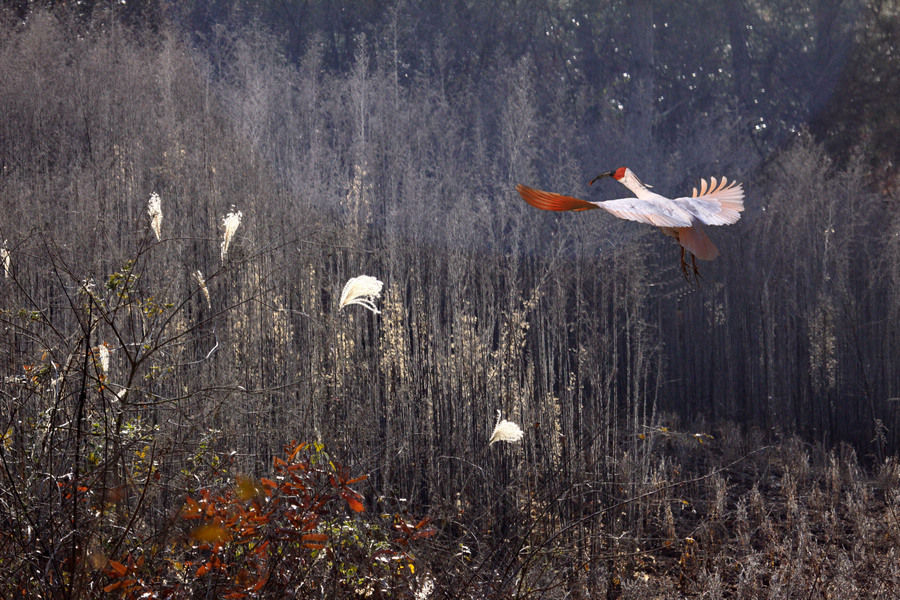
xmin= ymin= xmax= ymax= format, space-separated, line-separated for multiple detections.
xmin=516 ymin=167 xmax=744 ymax=281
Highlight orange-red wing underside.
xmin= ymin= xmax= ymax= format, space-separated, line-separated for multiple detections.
xmin=516 ymin=184 xmax=599 ymax=212
xmin=662 ymin=223 xmax=720 ymax=261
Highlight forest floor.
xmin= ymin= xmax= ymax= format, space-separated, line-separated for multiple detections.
xmin=597 ymin=431 xmax=900 ymax=599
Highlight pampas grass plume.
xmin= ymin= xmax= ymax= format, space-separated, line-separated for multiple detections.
xmin=489 ymin=410 xmax=524 ymax=445
xmin=221 ymin=206 xmax=242 ymax=263
xmin=98 ymin=343 xmax=110 ymax=374
xmin=339 ymin=275 xmax=383 ymax=314
xmin=148 ymin=192 xmax=162 ymax=241
xmin=1 ymin=242 xmax=9 ymax=279
xmin=194 ymin=270 xmax=211 ymax=309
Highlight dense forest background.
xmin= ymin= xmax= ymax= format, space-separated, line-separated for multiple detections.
xmin=2 ymin=0 xmax=900 ymax=597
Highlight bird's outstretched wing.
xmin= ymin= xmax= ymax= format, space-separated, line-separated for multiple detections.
xmin=671 ymin=177 xmax=745 ymax=226
xmin=595 ymin=198 xmax=693 ymax=228
xmin=517 ymin=184 xmax=692 ymax=227
xmin=516 ymin=184 xmax=599 ymax=212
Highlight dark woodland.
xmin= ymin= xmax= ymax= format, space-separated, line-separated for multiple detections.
xmin=1 ymin=0 xmax=900 ymax=597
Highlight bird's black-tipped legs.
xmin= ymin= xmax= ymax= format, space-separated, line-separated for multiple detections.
xmin=679 ymin=248 xmax=702 ymax=286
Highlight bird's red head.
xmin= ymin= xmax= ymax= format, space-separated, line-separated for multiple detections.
xmin=588 ymin=167 xmax=627 ymax=185
xmin=589 ymin=167 xmax=629 ymax=186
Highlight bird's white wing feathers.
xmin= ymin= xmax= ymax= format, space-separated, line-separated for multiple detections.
xmin=597 ymin=198 xmax=693 ymax=228
xmin=671 ymin=177 xmax=745 ymax=226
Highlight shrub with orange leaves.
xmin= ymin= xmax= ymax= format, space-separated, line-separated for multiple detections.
xmin=102 ymin=442 xmax=436 ymax=599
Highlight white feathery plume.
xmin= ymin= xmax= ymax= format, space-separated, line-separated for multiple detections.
xmin=221 ymin=206 xmax=242 ymax=263
xmin=489 ymin=410 xmax=524 ymax=445
xmin=98 ymin=343 xmax=110 ymax=374
xmin=148 ymin=192 xmax=162 ymax=241
xmin=0 ymin=242 xmax=9 ymax=279
xmin=339 ymin=275 xmax=384 ymax=314
xmin=194 ymin=270 xmax=211 ymax=309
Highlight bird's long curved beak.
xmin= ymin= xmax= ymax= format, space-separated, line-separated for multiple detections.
xmin=589 ymin=172 xmax=615 ymax=186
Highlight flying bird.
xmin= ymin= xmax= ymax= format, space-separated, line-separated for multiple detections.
xmin=516 ymin=167 xmax=744 ymax=281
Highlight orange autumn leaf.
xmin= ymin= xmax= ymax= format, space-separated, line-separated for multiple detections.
xmin=182 ymin=497 xmax=202 ymax=519
xmin=302 ymin=543 xmax=326 ymax=550
xmin=344 ymin=494 xmax=364 ymax=513
xmin=191 ymin=523 xmax=232 ymax=544
xmin=302 ymin=520 xmax=319 ymax=531
xmin=106 ymin=559 xmax=128 ymax=577
xmin=301 ymin=533 xmax=328 ymax=543
xmin=287 ymin=442 xmax=307 ymax=462
xmin=253 ymin=540 xmax=270 ymax=556
xmin=413 ymin=528 xmax=437 ymax=540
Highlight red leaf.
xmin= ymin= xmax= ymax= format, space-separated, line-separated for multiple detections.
xmin=103 ymin=581 xmax=124 ymax=593
xmin=254 ymin=540 xmax=270 ymax=556
xmin=287 ymin=442 xmax=306 ymax=462
xmin=345 ymin=474 xmax=369 ymax=485
xmin=302 ymin=520 xmax=319 ymax=531
xmin=345 ymin=495 xmax=364 ymax=513
xmin=183 ymin=497 xmax=202 ymax=519
xmin=302 ymin=543 xmax=326 ymax=550
xmin=412 ymin=528 xmax=437 ymax=539
xmin=106 ymin=560 xmax=128 ymax=577
xmin=196 ymin=562 xmax=212 ymax=577
xmin=302 ymin=533 xmax=328 ymax=542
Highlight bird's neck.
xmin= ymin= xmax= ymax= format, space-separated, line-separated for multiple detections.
xmin=619 ymin=172 xmax=655 ymax=199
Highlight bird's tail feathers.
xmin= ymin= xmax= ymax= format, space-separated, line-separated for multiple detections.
xmin=516 ymin=184 xmax=599 ymax=212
